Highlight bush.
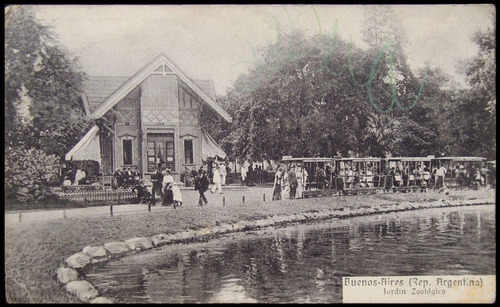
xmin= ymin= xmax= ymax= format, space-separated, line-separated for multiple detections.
xmin=5 ymin=146 xmax=61 ymax=203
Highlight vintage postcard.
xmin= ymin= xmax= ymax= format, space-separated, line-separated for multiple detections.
xmin=4 ymin=4 xmax=495 ymax=303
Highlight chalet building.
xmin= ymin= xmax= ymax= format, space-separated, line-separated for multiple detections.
xmin=65 ymin=54 xmax=231 ymax=182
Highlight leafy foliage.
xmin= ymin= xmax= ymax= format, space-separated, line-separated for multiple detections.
xmin=5 ymin=6 xmax=93 ymax=203
xmin=5 ymin=6 xmax=50 ymax=131
xmin=214 ymin=7 xmax=494 ymax=162
xmin=219 ymin=27 xmax=434 ymax=161
xmin=5 ymin=6 xmax=91 ymax=158
xmin=5 ymin=147 xmax=61 ymax=203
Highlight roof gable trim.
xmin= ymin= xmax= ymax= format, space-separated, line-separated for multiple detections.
xmin=89 ymin=54 xmax=232 ymax=123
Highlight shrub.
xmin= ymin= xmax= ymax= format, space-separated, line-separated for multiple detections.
xmin=5 ymin=146 xmax=61 ymax=203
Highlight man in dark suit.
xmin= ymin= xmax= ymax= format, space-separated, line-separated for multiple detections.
xmin=288 ymin=165 xmax=298 ymax=199
xmin=150 ymin=166 xmax=163 ymax=205
xmin=113 ymin=168 xmax=123 ymax=188
xmin=195 ymin=170 xmax=209 ymax=206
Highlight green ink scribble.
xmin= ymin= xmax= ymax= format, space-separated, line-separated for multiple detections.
xmin=232 ymin=8 xmax=428 ymax=112
xmin=348 ymin=37 xmax=429 ymax=113
xmin=312 ymin=7 xmax=322 ymax=37
xmin=321 ymin=19 xmax=344 ymax=77
xmin=231 ymin=38 xmax=263 ymax=70
xmin=274 ymin=6 xmax=324 ymax=70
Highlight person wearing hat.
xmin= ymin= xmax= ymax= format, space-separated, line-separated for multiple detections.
xmin=162 ymin=169 xmax=174 ymax=206
xmin=211 ymin=163 xmax=223 ymax=194
xmin=287 ymin=164 xmax=297 ymax=199
xmin=272 ymin=167 xmax=284 ymax=201
xmin=195 ymin=170 xmax=209 ymax=206
xmin=457 ymin=164 xmax=466 ymax=188
xmin=295 ymin=165 xmax=304 ymax=198
xmin=134 ymin=179 xmax=153 ymax=205
xmin=150 ymin=166 xmax=163 ymax=205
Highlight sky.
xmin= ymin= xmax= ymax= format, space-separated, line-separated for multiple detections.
xmin=31 ymin=4 xmax=495 ymax=96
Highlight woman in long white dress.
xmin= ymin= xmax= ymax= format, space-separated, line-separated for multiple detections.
xmin=162 ymin=169 xmax=174 ymax=206
xmin=282 ymin=166 xmax=290 ymax=199
xmin=295 ymin=165 xmax=304 ymax=198
xmin=211 ymin=164 xmax=223 ymax=194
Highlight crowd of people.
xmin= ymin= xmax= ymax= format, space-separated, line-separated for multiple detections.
xmin=241 ymin=163 xmax=272 ymax=186
xmin=62 ymin=168 xmax=87 ymax=186
xmin=272 ymin=164 xmax=309 ymax=201
xmin=136 ymin=166 xmax=183 ymax=207
xmin=333 ymin=163 xmax=489 ymax=194
xmin=136 ymin=163 xmax=226 ymax=208
xmin=270 ymin=161 xmax=491 ymax=200
xmin=63 ymin=159 xmax=493 ymax=207
xmin=113 ymin=166 xmax=143 ymax=188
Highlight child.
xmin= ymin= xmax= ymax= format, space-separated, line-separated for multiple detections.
xmin=172 ymin=181 xmax=183 ymax=208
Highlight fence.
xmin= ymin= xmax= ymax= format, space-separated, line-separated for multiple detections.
xmin=53 ymin=186 xmax=137 ymax=205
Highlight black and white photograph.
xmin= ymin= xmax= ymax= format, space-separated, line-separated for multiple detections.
xmin=4 ymin=4 xmax=496 ymax=303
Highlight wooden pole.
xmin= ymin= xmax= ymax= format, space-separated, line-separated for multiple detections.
xmin=110 ymin=204 xmax=113 ymax=216
xmin=263 ymin=193 xmax=266 ymax=202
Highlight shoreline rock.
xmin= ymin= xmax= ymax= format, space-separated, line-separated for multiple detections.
xmin=57 ymin=197 xmax=495 ymax=302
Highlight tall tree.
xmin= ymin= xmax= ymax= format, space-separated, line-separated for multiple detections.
xmin=362 ymin=5 xmax=408 ymax=51
xmin=360 ymin=5 xmax=438 ymax=157
xmin=444 ymin=18 xmax=496 ymax=160
xmin=221 ymin=31 xmax=374 ymax=161
xmin=5 ymin=5 xmax=91 ymax=157
xmin=466 ymin=20 xmax=496 ymax=115
xmin=5 ymin=6 xmax=49 ymax=131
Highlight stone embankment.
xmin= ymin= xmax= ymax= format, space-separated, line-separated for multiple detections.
xmin=56 ymin=196 xmax=495 ymax=303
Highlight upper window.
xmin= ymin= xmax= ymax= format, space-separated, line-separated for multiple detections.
xmin=184 ymin=139 xmax=194 ymax=164
xmin=122 ymin=139 xmax=133 ymax=165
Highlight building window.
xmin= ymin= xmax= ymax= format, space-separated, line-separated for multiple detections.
xmin=122 ymin=139 xmax=133 ymax=165
xmin=184 ymin=139 xmax=194 ymax=164
xmin=166 ymin=139 xmax=175 ymax=170
xmin=147 ymin=133 xmax=175 ymax=172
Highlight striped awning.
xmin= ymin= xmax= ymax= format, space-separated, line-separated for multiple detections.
xmin=201 ymin=129 xmax=226 ymax=160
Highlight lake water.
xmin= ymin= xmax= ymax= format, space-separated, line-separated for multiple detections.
xmin=86 ymin=205 xmax=496 ymax=303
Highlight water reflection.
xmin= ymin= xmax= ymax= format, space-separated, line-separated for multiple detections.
xmin=86 ymin=205 xmax=495 ymax=303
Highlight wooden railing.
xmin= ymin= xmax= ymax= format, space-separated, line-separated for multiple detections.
xmin=52 ymin=185 xmax=137 ymax=204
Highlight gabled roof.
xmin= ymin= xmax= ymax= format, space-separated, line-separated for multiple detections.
xmin=86 ymin=54 xmax=232 ymax=122
xmin=83 ymin=76 xmax=129 ymax=114
xmin=190 ymin=79 xmax=216 ymax=101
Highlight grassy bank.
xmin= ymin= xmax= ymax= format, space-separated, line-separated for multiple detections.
xmin=4 ymin=188 xmax=495 ymax=303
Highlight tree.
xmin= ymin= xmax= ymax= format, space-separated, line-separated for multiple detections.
xmin=442 ymin=19 xmax=496 ymax=160
xmin=5 ymin=6 xmax=49 ymax=131
xmin=466 ymin=22 xmax=496 ymax=114
xmin=362 ymin=6 xmax=408 ymax=51
xmin=221 ymin=30 xmax=375 ymax=161
xmin=5 ymin=6 xmax=91 ymax=203
xmin=359 ymin=5 xmax=439 ymax=157
xmin=5 ymin=6 xmax=91 ymax=158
